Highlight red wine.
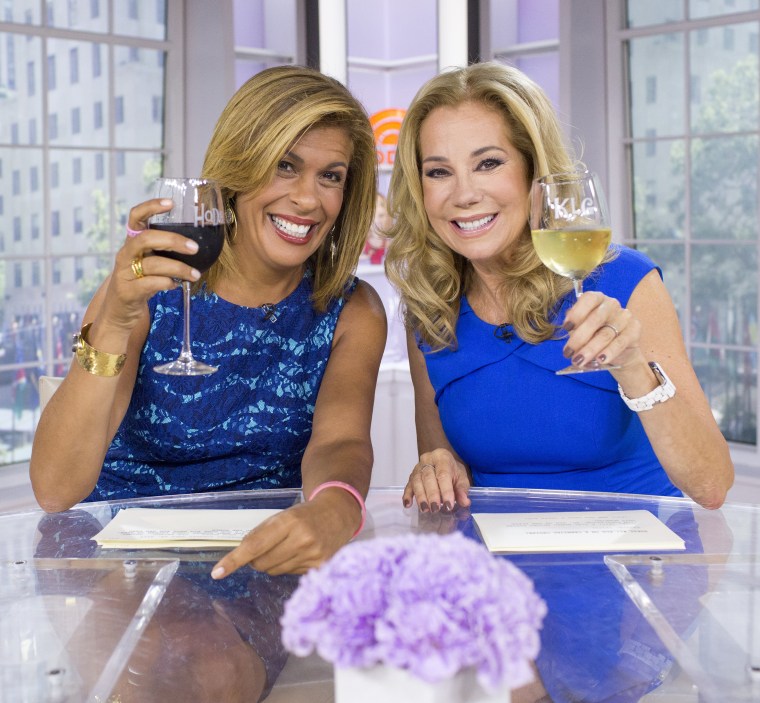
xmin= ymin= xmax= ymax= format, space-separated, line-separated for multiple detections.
xmin=151 ymin=223 xmax=224 ymax=273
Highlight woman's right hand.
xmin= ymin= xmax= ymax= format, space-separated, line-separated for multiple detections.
xmin=402 ymin=448 xmax=472 ymax=512
xmin=96 ymin=198 xmax=202 ymax=334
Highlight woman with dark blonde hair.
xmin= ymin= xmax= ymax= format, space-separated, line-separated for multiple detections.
xmin=31 ymin=64 xmax=386 ymax=701
xmin=32 ymin=64 xmax=385 ymax=573
xmin=385 ymin=61 xmax=732 ymax=512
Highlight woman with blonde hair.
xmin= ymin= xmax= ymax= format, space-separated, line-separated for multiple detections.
xmin=385 ymin=61 xmax=732 ymax=513
xmin=31 ymin=63 xmax=386 ymax=700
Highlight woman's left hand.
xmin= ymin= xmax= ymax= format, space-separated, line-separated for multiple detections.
xmin=563 ymin=272 xmax=734 ymax=509
xmin=560 ymin=291 xmax=645 ymax=371
xmin=210 ymin=492 xmax=360 ymax=577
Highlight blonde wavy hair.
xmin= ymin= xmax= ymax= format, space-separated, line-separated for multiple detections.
xmin=200 ymin=65 xmax=377 ymax=311
xmin=385 ymin=62 xmax=586 ymax=349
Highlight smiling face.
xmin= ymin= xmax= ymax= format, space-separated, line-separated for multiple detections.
xmin=234 ymin=125 xmax=352 ymax=275
xmin=419 ymin=101 xmax=531 ymax=268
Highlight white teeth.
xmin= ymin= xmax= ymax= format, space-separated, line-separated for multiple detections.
xmin=271 ymin=215 xmax=312 ymax=238
xmin=456 ymin=215 xmax=494 ymax=231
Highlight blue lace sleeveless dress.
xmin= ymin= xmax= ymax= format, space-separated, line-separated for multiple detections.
xmin=421 ymin=245 xmax=682 ymax=498
xmin=88 ymin=271 xmax=355 ymax=502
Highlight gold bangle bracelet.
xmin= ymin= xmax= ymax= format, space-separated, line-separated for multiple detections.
xmin=72 ymin=323 xmax=127 ymax=377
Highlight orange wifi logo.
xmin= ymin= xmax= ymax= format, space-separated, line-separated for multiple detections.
xmin=370 ymin=108 xmax=406 ymax=166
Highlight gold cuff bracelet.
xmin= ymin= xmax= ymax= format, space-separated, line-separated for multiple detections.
xmin=72 ymin=323 xmax=127 ymax=377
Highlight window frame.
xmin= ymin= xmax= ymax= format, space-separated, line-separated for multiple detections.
xmin=604 ymin=0 xmax=760 ymax=471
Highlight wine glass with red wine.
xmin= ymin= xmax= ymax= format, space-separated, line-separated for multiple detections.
xmin=149 ymin=177 xmax=225 ymax=375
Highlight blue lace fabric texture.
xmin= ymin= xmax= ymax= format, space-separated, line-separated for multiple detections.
xmin=91 ymin=271 xmax=356 ymax=501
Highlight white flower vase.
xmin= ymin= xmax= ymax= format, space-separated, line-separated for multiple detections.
xmin=335 ymin=664 xmax=510 ymax=703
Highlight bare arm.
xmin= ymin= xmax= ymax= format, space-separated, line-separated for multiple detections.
xmin=29 ymin=199 xmax=203 ymax=512
xmin=563 ymin=270 xmax=734 ymax=509
xmin=401 ymin=330 xmax=473 ymax=512
xmin=211 ymin=280 xmax=387 ymax=577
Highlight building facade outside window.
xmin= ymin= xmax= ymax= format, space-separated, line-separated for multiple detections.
xmin=613 ymin=2 xmax=760 ymax=456
xmin=0 ymin=0 xmax=171 ymax=464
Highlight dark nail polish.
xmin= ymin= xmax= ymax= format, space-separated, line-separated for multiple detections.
xmin=420 ymin=502 xmax=429 ymax=512
xmin=563 ymin=321 xmax=575 ymax=331
xmin=563 ymin=347 xmax=574 ymax=359
xmin=572 ymin=353 xmax=585 ymax=366
xmin=403 ymin=499 xmax=411 ymax=508
xmin=431 ymin=502 xmax=439 ymax=513
xmin=597 ymin=354 xmax=606 ymax=363
xmin=444 ymin=501 xmax=453 ymax=511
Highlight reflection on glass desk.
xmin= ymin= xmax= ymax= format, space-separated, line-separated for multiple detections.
xmin=0 ymin=487 xmax=752 ymax=702
xmin=0 ymin=557 xmax=177 ymax=702
xmin=607 ymin=552 xmax=760 ymax=703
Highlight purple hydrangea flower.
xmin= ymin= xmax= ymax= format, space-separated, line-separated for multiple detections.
xmin=280 ymin=532 xmax=546 ymax=691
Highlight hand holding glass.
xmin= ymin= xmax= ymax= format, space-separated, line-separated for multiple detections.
xmin=149 ymin=177 xmax=225 ymax=376
xmin=530 ymin=170 xmax=617 ymax=375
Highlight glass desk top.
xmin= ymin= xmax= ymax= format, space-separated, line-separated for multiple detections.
xmin=0 ymin=486 xmax=755 ymax=702
xmin=0 ymin=557 xmax=177 ymax=703
xmin=607 ymin=552 xmax=760 ymax=703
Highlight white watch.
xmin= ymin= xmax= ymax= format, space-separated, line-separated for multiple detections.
xmin=618 ymin=362 xmax=676 ymax=412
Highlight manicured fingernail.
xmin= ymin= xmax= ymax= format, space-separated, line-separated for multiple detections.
xmin=444 ymin=501 xmax=453 ymax=511
xmin=211 ymin=566 xmax=225 ymax=579
xmin=403 ymin=499 xmax=411 ymax=508
xmin=431 ymin=502 xmax=439 ymax=513
xmin=186 ymin=240 xmax=199 ymax=251
xmin=160 ymin=198 xmax=173 ymax=206
xmin=572 ymin=354 xmax=585 ymax=365
xmin=563 ymin=347 xmax=574 ymax=359
xmin=563 ymin=321 xmax=575 ymax=331
xmin=597 ymin=354 xmax=607 ymax=363
xmin=420 ymin=502 xmax=429 ymax=512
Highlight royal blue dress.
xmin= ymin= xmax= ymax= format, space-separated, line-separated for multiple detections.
xmin=88 ymin=271 xmax=355 ymax=502
xmin=421 ymin=245 xmax=682 ymax=498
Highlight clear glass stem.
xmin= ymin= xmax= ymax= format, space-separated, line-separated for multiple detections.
xmin=178 ymin=281 xmax=194 ymax=364
xmin=154 ymin=279 xmax=216 ymax=375
xmin=555 ymin=275 xmax=621 ymax=375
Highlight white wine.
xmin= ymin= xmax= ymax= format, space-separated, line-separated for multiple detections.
xmin=531 ymin=228 xmax=611 ymax=280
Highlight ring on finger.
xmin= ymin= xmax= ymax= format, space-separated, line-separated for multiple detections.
xmin=130 ymin=257 xmax=145 ymax=280
xmin=126 ymin=225 xmax=144 ymax=238
xmin=600 ymin=323 xmax=619 ymax=338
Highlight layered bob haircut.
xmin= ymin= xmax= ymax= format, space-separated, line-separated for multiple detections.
xmin=201 ymin=65 xmax=377 ymax=311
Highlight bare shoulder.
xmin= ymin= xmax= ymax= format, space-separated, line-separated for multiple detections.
xmin=629 ymin=267 xmax=671 ymax=304
xmin=337 ymin=279 xmax=387 ymax=327
xmin=349 ymin=279 xmax=386 ymax=314
xmin=333 ymin=279 xmax=387 ymax=350
xmin=628 ymin=269 xmax=683 ymax=344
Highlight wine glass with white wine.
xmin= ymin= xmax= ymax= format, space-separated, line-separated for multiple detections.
xmin=530 ymin=169 xmax=617 ymax=375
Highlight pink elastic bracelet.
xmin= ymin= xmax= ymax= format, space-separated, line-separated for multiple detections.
xmin=308 ymin=481 xmax=366 ymax=538
xmin=126 ymin=225 xmax=144 ymax=238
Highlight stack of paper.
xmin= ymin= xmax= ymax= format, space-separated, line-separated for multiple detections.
xmin=472 ymin=510 xmax=686 ymax=554
xmin=93 ymin=507 xmax=282 ymax=549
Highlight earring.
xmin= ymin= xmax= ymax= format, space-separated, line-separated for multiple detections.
xmin=329 ymin=226 xmax=337 ymax=266
xmin=225 ymin=202 xmax=237 ymax=243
